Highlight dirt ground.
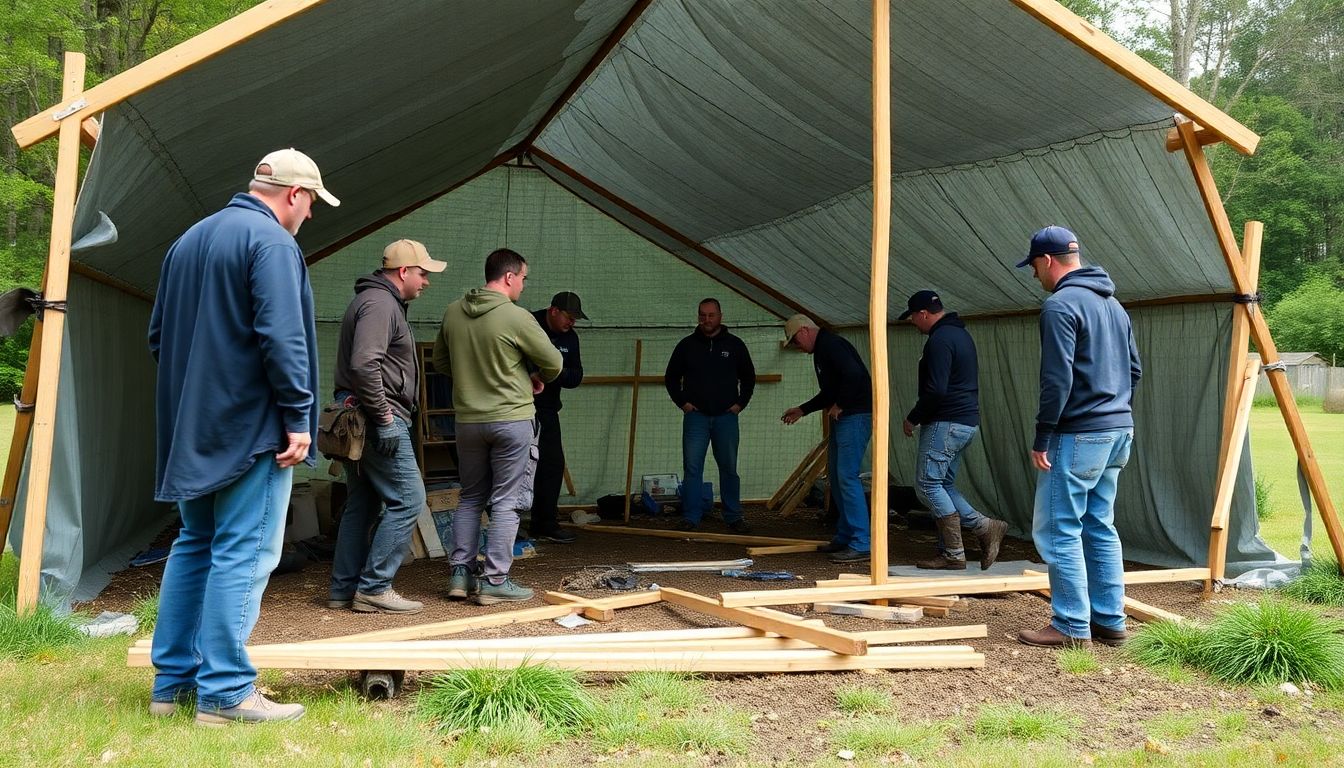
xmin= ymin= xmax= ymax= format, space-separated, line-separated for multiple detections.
xmin=88 ymin=503 xmax=1343 ymax=762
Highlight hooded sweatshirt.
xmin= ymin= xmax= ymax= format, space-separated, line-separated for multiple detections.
xmin=531 ymin=308 xmax=583 ymax=412
xmin=334 ymin=272 xmax=418 ymax=424
xmin=432 ymin=288 xmax=563 ymax=423
xmin=1035 ymin=265 xmax=1142 ymax=451
xmin=906 ymin=312 xmax=979 ymax=427
xmin=664 ymin=326 xmax=756 ymax=416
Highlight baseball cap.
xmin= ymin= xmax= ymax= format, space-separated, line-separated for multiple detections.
xmin=253 ymin=148 xmax=340 ymax=207
xmin=382 ymin=239 xmax=447 ymax=272
xmin=897 ymin=289 xmax=943 ymax=320
xmin=550 ymin=291 xmax=588 ymax=320
xmin=1016 ymin=225 xmax=1080 ymax=268
xmin=783 ymin=313 xmax=818 ymax=345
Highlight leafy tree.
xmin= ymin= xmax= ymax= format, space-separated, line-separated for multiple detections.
xmin=1267 ymin=274 xmax=1344 ymax=361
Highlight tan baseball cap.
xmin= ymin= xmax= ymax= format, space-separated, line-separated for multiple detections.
xmin=253 ymin=148 xmax=340 ymax=207
xmin=382 ymin=239 xmax=447 ymax=272
xmin=783 ymin=313 xmax=818 ymax=344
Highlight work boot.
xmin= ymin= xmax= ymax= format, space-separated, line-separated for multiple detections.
xmin=352 ymin=588 xmax=424 ymax=614
xmin=1090 ymin=622 xmax=1128 ymax=647
xmin=447 ymin=565 xmax=479 ymax=600
xmin=195 ymin=691 xmax=305 ymax=727
xmin=726 ymin=519 xmax=754 ymax=535
xmin=975 ymin=518 xmax=1009 ymax=571
xmin=829 ymin=548 xmax=871 ymax=563
xmin=917 ymin=515 xmax=967 ymax=570
xmin=476 ymin=577 xmax=535 ymax=605
xmin=148 ymin=690 xmax=193 ymax=717
xmin=326 ymin=596 xmax=353 ymax=610
xmin=1017 ymin=624 xmax=1091 ymax=648
xmin=674 ymin=519 xmax=699 ymax=532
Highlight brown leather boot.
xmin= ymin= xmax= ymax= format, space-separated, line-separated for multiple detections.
xmin=917 ymin=515 xmax=967 ymax=570
xmin=1090 ymin=622 xmax=1128 ymax=647
xmin=1017 ymin=624 xmax=1091 ymax=648
xmin=975 ymin=518 xmax=1009 ymax=571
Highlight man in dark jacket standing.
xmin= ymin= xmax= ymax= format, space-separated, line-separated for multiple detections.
xmin=1015 ymin=226 xmax=1141 ymax=649
xmin=328 ymin=239 xmax=447 ymax=614
xmin=527 ymin=291 xmax=587 ymax=543
xmin=781 ymin=315 xmax=873 ymax=563
xmin=665 ymin=298 xmax=756 ymax=533
xmin=899 ymin=290 xmax=1008 ymax=571
xmin=148 ymin=148 xmax=335 ymax=725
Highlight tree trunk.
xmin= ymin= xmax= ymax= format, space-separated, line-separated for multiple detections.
xmin=1170 ymin=0 xmax=1203 ymax=87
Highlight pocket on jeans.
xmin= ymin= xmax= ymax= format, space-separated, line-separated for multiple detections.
xmin=1111 ymin=432 xmax=1134 ymax=469
xmin=1070 ymin=434 xmax=1115 ymax=481
xmin=919 ymin=453 xmax=952 ymax=484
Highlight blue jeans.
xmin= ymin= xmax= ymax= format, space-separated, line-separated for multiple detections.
xmin=916 ymin=421 xmax=989 ymax=558
xmin=151 ymin=456 xmax=292 ymax=710
xmin=1031 ymin=429 xmax=1134 ymax=639
xmin=329 ymin=416 xmax=426 ymax=598
xmin=828 ymin=412 xmax=872 ymax=552
xmin=680 ymin=411 xmax=742 ymax=524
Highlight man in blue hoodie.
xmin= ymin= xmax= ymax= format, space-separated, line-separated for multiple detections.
xmin=148 ymin=149 xmax=335 ymax=725
xmin=899 ymin=290 xmax=1008 ymax=571
xmin=1015 ymin=226 xmax=1141 ymax=649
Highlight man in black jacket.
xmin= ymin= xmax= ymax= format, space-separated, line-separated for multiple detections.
xmin=527 ymin=291 xmax=587 ymax=543
xmin=329 ymin=239 xmax=447 ymax=614
xmin=899 ymin=290 xmax=1008 ymax=571
xmin=781 ymin=314 xmax=873 ymax=563
xmin=664 ymin=298 xmax=757 ymax=533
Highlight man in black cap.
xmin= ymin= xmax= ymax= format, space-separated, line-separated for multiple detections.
xmin=899 ymin=290 xmax=1008 ymax=572
xmin=527 ymin=292 xmax=587 ymax=542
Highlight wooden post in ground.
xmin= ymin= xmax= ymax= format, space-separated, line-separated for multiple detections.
xmin=0 ymin=271 xmax=48 ymax=549
xmin=867 ymin=0 xmax=892 ymax=584
xmin=622 ymin=339 xmax=643 ymax=523
xmin=1175 ymin=118 xmax=1344 ymax=569
xmin=1207 ymin=359 xmax=1259 ymax=587
xmin=15 ymin=52 xmax=86 ymax=613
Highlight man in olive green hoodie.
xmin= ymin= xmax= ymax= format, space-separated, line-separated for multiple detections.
xmin=433 ymin=248 xmax=562 ymax=604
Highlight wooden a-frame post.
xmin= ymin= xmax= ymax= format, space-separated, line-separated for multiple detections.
xmin=867 ymin=0 xmax=892 ymax=584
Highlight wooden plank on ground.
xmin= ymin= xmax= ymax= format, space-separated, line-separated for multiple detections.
xmin=562 ymin=523 xmax=827 ymax=547
xmin=659 ymin=586 xmax=867 ymax=656
xmin=1123 ymin=596 xmax=1186 ymax=624
xmin=748 ymin=544 xmax=822 ymax=556
xmin=541 ymin=592 xmax=615 ymax=621
xmin=813 ymin=602 xmax=922 ymax=623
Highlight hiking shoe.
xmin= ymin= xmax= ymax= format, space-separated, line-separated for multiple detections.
xmin=726 ymin=519 xmax=754 ymax=535
xmin=1017 ymin=624 xmax=1091 ymax=648
xmin=352 ymin=589 xmax=424 ymax=614
xmin=829 ymin=548 xmax=871 ymax=563
xmin=195 ymin=691 xmax=305 ymax=727
xmin=475 ymin=578 xmax=534 ymax=605
xmin=916 ymin=553 xmax=968 ymax=570
xmin=817 ymin=541 xmax=848 ymax=554
xmin=326 ymin=597 xmax=353 ymax=610
xmin=149 ymin=689 xmax=194 ymax=717
xmin=976 ymin=519 xmax=1009 ymax=571
xmin=674 ymin=519 xmax=699 ymax=532
xmin=447 ymin=565 xmax=479 ymax=600
xmin=1090 ymin=622 xmax=1128 ymax=647
xmin=534 ymin=527 xmax=576 ymax=543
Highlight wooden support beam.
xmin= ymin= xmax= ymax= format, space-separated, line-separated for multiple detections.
xmin=1207 ymin=359 xmax=1258 ymax=585
xmin=867 ymin=0 xmax=892 ymax=587
xmin=779 ymin=450 xmax=828 ymax=518
xmin=813 ymin=602 xmax=922 ymax=623
xmin=561 ymin=523 xmax=827 ymax=547
xmin=1176 ymin=119 xmax=1344 ymax=568
xmin=530 ymin=148 xmax=826 ymax=324
xmin=13 ymin=1 xmax=330 ymax=149
xmin=16 ymin=53 xmax=85 ymax=613
xmin=1010 ymin=1 xmax=1258 ymax=154
xmin=622 ymin=339 xmax=642 ymax=523
xmin=1164 ymin=122 xmax=1220 ymax=152
xmin=768 ymin=440 xmax=826 ymax=510
xmin=747 ymin=543 xmax=822 ymax=556
xmin=541 ymin=591 xmax=615 ymax=622
xmin=659 ymin=586 xmax=868 ymax=656
xmin=718 ymin=568 xmax=1211 ymax=608
xmin=78 ymin=117 xmax=99 ymax=150
xmin=0 ymin=279 xmax=47 ymax=549
xmin=1123 ymin=596 xmax=1186 ymax=624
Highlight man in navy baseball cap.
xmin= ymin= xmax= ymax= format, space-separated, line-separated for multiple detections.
xmin=1016 ymin=226 xmax=1080 ymax=268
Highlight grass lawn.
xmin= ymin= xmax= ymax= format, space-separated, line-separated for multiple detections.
xmin=1250 ymin=404 xmax=1344 ymax=558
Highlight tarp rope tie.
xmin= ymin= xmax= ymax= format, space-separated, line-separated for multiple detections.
xmin=26 ymin=295 xmax=68 ymax=318
xmin=1262 ymin=361 xmax=1288 ymax=373
xmin=13 ymin=396 xmax=34 ymax=412
xmin=1232 ymin=292 xmax=1261 ymax=304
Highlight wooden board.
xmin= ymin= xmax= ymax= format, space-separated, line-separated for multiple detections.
xmin=813 ymin=602 xmax=922 ymax=623
xmin=748 ymin=544 xmax=822 ymax=556
xmin=562 ymin=523 xmax=826 ymax=547
xmin=659 ymin=586 xmax=868 ymax=656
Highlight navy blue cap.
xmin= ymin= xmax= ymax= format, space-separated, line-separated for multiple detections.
xmin=1016 ymin=226 xmax=1080 ymax=268
xmin=897 ymin=289 xmax=943 ymax=320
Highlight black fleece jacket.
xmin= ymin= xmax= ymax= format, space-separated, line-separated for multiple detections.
xmin=906 ymin=313 xmax=980 ymax=427
xmin=531 ymin=308 xmax=583 ymax=412
xmin=664 ymin=326 xmax=756 ymax=416
xmin=799 ymin=329 xmax=872 ymax=415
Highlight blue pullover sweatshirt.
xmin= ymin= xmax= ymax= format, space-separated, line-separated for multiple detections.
xmin=149 ymin=193 xmax=319 ymax=501
xmin=906 ymin=312 xmax=979 ymax=427
xmin=1034 ymin=265 xmax=1142 ymax=452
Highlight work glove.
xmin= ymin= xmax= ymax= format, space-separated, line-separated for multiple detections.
xmin=373 ymin=419 xmax=401 ymax=457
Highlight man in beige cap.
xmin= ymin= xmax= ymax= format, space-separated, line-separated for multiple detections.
xmin=149 ymin=148 xmax=335 ymax=724
xmin=329 ymin=239 xmax=447 ymax=614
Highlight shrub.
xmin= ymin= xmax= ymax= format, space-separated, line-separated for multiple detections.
xmin=416 ymin=663 xmax=595 ymax=734
xmin=1199 ymin=599 xmax=1344 ymax=688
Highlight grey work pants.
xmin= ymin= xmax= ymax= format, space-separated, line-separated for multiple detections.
xmin=450 ymin=418 xmax=538 ymax=582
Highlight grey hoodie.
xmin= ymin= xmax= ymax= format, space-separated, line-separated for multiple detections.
xmin=1035 ymin=265 xmax=1142 ymax=451
xmin=334 ymin=272 xmax=418 ymax=424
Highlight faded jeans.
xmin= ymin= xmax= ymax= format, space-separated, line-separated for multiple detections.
xmin=828 ymin=412 xmax=873 ymax=553
xmin=680 ymin=410 xmax=742 ymax=524
xmin=915 ymin=421 xmax=990 ymax=559
xmin=1031 ymin=429 xmax=1134 ymax=639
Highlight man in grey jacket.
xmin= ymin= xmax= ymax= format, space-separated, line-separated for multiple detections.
xmin=328 ymin=239 xmax=447 ymax=614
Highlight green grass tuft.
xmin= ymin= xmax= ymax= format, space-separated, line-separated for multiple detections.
xmin=456 ymin=712 xmax=555 ymax=756
xmin=1145 ymin=711 xmax=1202 ymax=741
xmin=1056 ymin=647 xmax=1101 ymax=675
xmin=1126 ymin=619 xmax=1208 ymax=669
xmin=1280 ymin=558 xmax=1344 ymax=607
xmin=832 ymin=716 xmax=949 ymax=758
xmin=614 ymin=671 xmax=702 ymax=712
xmin=1199 ymin=599 xmax=1344 ymax=688
xmin=130 ymin=592 xmax=159 ymax=633
xmin=415 ymin=663 xmax=595 ymax=734
xmin=972 ymin=703 xmax=1078 ymax=741
xmin=1255 ymin=475 xmax=1274 ymax=520
xmin=0 ymin=601 xmax=86 ymax=661
xmin=834 ymin=684 xmax=892 ymax=714
xmin=661 ymin=710 xmax=753 ymax=752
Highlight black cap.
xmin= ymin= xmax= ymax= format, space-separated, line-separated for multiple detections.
xmin=550 ymin=291 xmax=588 ymax=320
xmin=897 ymin=289 xmax=943 ymax=321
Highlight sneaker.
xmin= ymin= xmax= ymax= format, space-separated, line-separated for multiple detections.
xmin=475 ymin=578 xmax=535 ymax=606
xmin=726 ymin=519 xmax=754 ymax=535
xmin=149 ymin=689 xmax=194 ymax=717
xmin=195 ymin=691 xmax=305 ymax=727
xmin=829 ymin=548 xmax=871 ymax=563
xmin=1017 ymin=624 xmax=1091 ymax=648
xmin=534 ymin=527 xmax=576 ymax=544
xmin=326 ymin=597 xmax=353 ymax=610
xmin=352 ymin=588 xmax=424 ymax=614
xmin=674 ymin=519 xmax=699 ymax=532
xmin=447 ymin=565 xmax=479 ymax=600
